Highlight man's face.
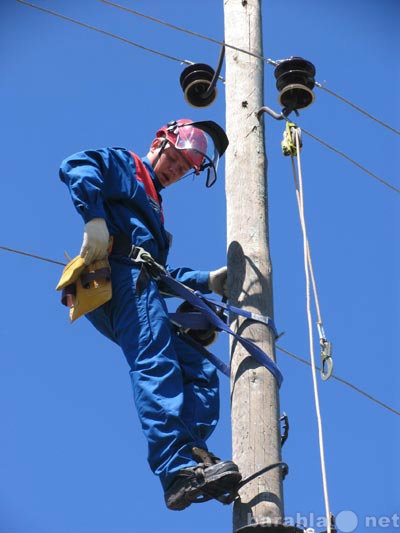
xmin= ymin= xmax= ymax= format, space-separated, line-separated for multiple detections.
xmin=152 ymin=141 xmax=193 ymax=188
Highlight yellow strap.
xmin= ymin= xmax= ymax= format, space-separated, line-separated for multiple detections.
xmin=281 ymin=121 xmax=300 ymax=157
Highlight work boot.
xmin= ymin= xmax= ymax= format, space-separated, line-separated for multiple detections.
xmin=164 ymin=448 xmax=242 ymax=511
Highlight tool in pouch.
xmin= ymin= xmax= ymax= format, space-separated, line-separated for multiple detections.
xmin=56 ymin=255 xmax=112 ymax=322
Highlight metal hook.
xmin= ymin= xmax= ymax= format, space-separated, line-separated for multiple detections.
xmin=280 ymin=412 xmax=289 ymax=447
xmin=256 ymin=105 xmax=299 ymax=121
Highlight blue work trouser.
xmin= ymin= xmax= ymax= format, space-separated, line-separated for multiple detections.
xmin=86 ymin=260 xmax=220 ymax=490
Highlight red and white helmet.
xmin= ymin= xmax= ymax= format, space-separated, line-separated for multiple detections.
xmin=155 ymin=118 xmax=229 ymax=187
xmin=156 ymin=119 xmax=208 ymax=174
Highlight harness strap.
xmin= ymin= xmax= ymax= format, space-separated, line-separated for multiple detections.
xmin=169 ymin=311 xmax=211 ymax=330
xmin=80 ymin=267 xmax=111 ymax=288
xmin=130 ymin=152 xmax=164 ymax=223
xmin=175 ymin=330 xmax=230 ymax=378
xmin=209 ymin=298 xmax=279 ymax=338
xmin=110 ymin=240 xmax=283 ymax=387
xmin=160 ymin=274 xmax=283 ymax=388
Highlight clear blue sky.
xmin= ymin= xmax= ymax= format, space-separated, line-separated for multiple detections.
xmin=1 ymin=1 xmax=399 ymax=532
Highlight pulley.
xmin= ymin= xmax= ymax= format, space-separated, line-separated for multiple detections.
xmin=274 ymin=56 xmax=316 ymax=112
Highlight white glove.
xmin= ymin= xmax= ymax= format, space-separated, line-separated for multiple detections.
xmin=80 ymin=218 xmax=110 ymax=265
xmin=208 ymin=266 xmax=228 ymax=297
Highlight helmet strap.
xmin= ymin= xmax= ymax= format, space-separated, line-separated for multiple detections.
xmin=152 ymin=137 xmax=168 ymax=172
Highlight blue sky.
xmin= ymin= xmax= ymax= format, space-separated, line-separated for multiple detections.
xmin=1 ymin=1 xmax=399 ymax=532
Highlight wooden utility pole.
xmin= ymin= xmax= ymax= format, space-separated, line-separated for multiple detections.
xmin=224 ymin=1 xmax=284 ymax=531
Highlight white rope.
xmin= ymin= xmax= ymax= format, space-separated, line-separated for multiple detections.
xmin=289 ymin=159 xmax=323 ymax=325
xmin=291 ymin=129 xmax=332 ymax=533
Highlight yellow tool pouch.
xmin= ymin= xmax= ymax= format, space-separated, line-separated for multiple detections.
xmin=56 ymin=256 xmax=112 ymax=322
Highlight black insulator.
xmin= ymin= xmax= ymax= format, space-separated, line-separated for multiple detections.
xmin=180 ymin=63 xmax=217 ymax=108
xmin=274 ymin=56 xmax=316 ymax=111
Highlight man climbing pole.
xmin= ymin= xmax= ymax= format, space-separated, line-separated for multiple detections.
xmin=57 ymin=119 xmax=242 ymax=510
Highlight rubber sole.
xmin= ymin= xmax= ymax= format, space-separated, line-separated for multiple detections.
xmin=165 ymin=461 xmax=242 ymax=511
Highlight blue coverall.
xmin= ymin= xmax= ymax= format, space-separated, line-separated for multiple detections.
xmin=59 ymin=147 xmax=219 ymax=491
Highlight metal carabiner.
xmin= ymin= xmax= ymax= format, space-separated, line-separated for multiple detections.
xmin=320 ymin=338 xmax=333 ymax=381
xmin=317 ymin=322 xmax=333 ymax=381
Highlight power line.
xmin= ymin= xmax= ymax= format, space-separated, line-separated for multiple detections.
xmin=18 ymin=0 xmax=400 ymax=138
xmin=15 ymin=2 xmax=397 ymax=194
xmin=301 ymin=127 xmax=400 ymax=194
xmin=259 ymin=107 xmax=399 ymax=194
xmin=15 ymin=0 xmax=192 ymax=66
xmin=316 ymin=83 xmax=400 ymax=136
xmin=277 ymin=345 xmax=400 ymax=417
xmin=99 ymin=0 xmax=278 ymax=66
xmin=101 ymin=0 xmax=399 ymax=137
xmin=0 ymin=245 xmax=66 ymax=266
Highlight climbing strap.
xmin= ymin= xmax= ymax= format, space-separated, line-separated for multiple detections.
xmin=161 ymin=272 xmax=283 ymax=387
xmin=176 ymin=329 xmax=231 ymax=377
xmin=169 ymin=297 xmax=279 ymax=340
xmin=113 ymin=241 xmax=283 ymax=387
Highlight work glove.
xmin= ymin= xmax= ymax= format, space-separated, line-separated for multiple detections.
xmin=208 ymin=266 xmax=228 ymax=297
xmin=80 ymin=218 xmax=110 ymax=265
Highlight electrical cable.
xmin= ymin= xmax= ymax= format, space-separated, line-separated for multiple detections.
xmin=15 ymin=0 xmax=193 ymax=66
xmin=0 ymin=245 xmax=66 ymax=266
xmin=277 ymin=345 xmax=400 ymax=417
xmin=18 ymin=0 xmax=399 ymax=137
xmin=98 ymin=0 xmax=278 ymax=66
xmin=292 ymin=128 xmax=332 ymax=533
xmin=302 ymin=127 xmax=400 ymax=194
xmin=316 ymin=83 xmax=400 ymax=136
xmin=101 ymin=0 xmax=399 ymax=136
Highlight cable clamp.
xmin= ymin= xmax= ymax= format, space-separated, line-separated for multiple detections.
xmin=282 ymin=121 xmax=302 ymax=156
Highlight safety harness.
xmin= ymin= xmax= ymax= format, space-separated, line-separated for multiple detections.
xmin=110 ymin=237 xmax=283 ymax=388
xmin=57 ymin=239 xmax=286 ymax=505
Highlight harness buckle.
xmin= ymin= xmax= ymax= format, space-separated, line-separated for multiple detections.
xmin=128 ymin=245 xmax=167 ymax=279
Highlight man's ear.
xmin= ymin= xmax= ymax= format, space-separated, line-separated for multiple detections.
xmin=150 ymin=137 xmax=162 ymax=152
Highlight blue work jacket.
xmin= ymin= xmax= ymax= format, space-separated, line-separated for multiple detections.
xmin=59 ymin=147 xmax=210 ymax=292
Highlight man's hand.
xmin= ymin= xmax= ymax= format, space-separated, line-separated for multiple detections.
xmin=80 ymin=218 xmax=110 ymax=265
xmin=208 ymin=266 xmax=228 ymax=297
